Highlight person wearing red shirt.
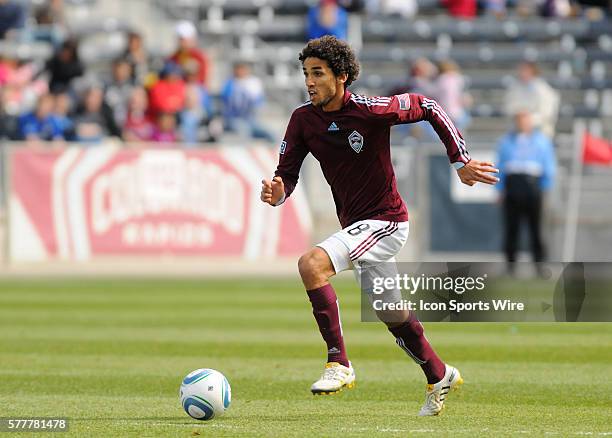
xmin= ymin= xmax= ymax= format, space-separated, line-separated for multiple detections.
xmin=169 ymin=20 xmax=210 ymax=87
xmin=441 ymin=0 xmax=477 ymax=18
xmin=148 ymin=62 xmax=186 ymax=116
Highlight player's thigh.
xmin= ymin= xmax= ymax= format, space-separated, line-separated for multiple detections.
xmin=315 ymin=233 xmax=352 ymax=276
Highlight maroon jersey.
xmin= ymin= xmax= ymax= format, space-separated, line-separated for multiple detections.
xmin=275 ymin=90 xmax=471 ymax=228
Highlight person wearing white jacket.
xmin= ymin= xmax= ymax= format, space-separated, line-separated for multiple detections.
xmin=504 ymin=61 xmax=560 ymax=139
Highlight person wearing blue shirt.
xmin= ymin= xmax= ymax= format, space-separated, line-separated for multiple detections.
xmin=220 ymin=62 xmax=275 ymax=142
xmin=496 ymin=110 xmax=556 ymax=274
xmin=307 ymin=0 xmax=348 ymax=41
xmin=18 ymin=94 xmax=63 ymax=141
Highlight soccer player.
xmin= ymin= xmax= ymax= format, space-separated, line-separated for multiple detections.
xmin=260 ymin=36 xmax=499 ymax=416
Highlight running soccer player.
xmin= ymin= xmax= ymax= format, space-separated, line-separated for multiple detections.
xmin=260 ymin=36 xmax=499 ymax=416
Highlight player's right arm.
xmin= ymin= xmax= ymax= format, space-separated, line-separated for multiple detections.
xmin=260 ymin=109 xmax=309 ymax=207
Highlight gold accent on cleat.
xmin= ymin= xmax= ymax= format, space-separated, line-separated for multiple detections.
xmin=454 ymin=377 xmax=464 ymax=391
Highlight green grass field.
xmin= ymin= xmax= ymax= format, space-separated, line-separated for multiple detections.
xmin=0 ymin=277 xmax=610 ymax=437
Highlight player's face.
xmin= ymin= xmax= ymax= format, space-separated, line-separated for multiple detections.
xmin=302 ymin=57 xmax=347 ymax=111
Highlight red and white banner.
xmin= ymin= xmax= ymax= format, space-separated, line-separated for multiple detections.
xmin=8 ymin=145 xmax=311 ymax=261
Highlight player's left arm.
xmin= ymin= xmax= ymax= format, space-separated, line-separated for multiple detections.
xmin=372 ymin=93 xmax=499 ymax=185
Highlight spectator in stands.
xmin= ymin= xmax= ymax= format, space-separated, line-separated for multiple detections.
xmin=0 ymin=0 xmax=26 ymax=39
xmin=434 ymin=60 xmax=471 ymax=131
xmin=169 ymin=21 xmax=209 ymax=87
xmin=52 ymin=91 xmax=74 ymax=140
xmin=150 ymin=112 xmax=178 ymax=143
xmin=0 ymin=97 xmax=11 ymax=139
xmin=123 ymin=31 xmax=149 ymax=85
xmin=441 ymin=0 xmax=477 ymax=18
xmin=123 ymin=87 xmax=154 ymax=142
xmin=504 ymin=61 xmax=559 ymax=139
xmin=307 ymin=0 xmax=348 ymax=41
xmin=482 ymin=0 xmax=507 ymax=18
xmin=18 ymin=94 xmax=64 ymax=141
xmin=180 ymin=60 xmax=219 ymax=144
xmin=148 ymin=61 xmax=186 ymax=116
xmin=72 ymin=85 xmax=121 ymax=143
xmin=221 ymin=61 xmax=275 ymax=142
xmin=496 ymin=110 xmax=556 ymax=276
xmin=105 ymin=58 xmax=136 ymax=127
xmin=180 ymin=79 xmax=218 ymax=145
xmin=388 ymin=57 xmax=438 ymax=97
xmin=32 ymin=0 xmax=66 ymax=47
xmin=409 ymin=58 xmax=438 ymax=96
xmin=46 ymin=38 xmax=85 ymax=93
xmin=541 ymin=0 xmax=572 ymax=17
xmin=574 ymin=0 xmax=610 ymax=19
xmin=365 ymin=0 xmax=417 ymax=18
xmin=0 ymin=53 xmax=48 ymax=117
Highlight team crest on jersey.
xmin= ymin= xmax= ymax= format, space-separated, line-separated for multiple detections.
xmin=279 ymin=141 xmax=287 ymax=155
xmin=348 ymin=130 xmax=364 ymax=153
xmin=396 ymin=93 xmax=411 ymax=110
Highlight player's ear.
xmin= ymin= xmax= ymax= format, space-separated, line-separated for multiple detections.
xmin=337 ymin=72 xmax=348 ymax=85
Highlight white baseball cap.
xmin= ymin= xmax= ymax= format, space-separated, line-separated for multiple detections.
xmin=175 ymin=20 xmax=197 ymax=39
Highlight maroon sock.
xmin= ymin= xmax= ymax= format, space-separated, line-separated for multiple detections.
xmin=388 ymin=312 xmax=445 ymax=384
xmin=307 ymin=284 xmax=349 ymax=367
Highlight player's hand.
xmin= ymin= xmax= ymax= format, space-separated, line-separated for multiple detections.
xmin=260 ymin=176 xmax=285 ymax=205
xmin=457 ymin=160 xmax=499 ymax=186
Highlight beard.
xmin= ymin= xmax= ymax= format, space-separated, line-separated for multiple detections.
xmin=313 ymin=93 xmax=332 ymax=108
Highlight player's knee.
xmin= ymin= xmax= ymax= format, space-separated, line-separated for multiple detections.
xmin=298 ymin=248 xmax=330 ymax=282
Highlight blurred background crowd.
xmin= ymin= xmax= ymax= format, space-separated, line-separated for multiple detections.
xmin=0 ymin=0 xmax=610 ymax=148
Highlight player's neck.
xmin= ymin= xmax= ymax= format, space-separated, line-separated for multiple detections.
xmin=322 ymin=89 xmax=346 ymax=112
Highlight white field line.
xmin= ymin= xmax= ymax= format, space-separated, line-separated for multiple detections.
xmin=82 ymin=421 xmax=612 ymax=436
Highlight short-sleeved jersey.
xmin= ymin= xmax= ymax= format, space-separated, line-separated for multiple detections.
xmin=275 ymin=90 xmax=471 ymax=229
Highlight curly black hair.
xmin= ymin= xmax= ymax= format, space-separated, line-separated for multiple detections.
xmin=298 ymin=36 xmax=360 ymax=88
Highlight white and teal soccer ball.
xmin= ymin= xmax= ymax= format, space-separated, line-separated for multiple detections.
xmin=180 ymin=368 xmax=231 ymax=421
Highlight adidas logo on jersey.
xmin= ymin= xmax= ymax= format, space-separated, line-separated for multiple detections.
xmin=328 ymin=122 xmax=339 ymax=131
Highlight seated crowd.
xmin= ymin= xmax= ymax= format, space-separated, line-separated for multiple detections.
xmin=0 ymin=9 xmax=274 ymax=145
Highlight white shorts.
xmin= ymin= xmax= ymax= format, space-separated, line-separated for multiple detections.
xmin=317 ymin=220 xmax=409 ymax=287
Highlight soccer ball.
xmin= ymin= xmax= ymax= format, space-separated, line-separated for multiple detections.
xmin=180 ymin=368 xmax=231 ymax=421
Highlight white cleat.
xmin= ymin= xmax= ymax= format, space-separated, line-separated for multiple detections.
xmin=418 ymin=364 xmax=463 ymax=416
xmin=311 ymin=362 xmax=356 ymax=395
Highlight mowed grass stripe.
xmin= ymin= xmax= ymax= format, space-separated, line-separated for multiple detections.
xmin=0 ymin=352 xmax=608 ymax=386
xmin=0 ymin=335 xmax=608 ymax=363
xmin=1 ymin=395 xmax=610 ymax=437
xmin=1 ymin=324 xmax=610 ymax=349
xmin=1 ymin=370 xmax=609 ymax=407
